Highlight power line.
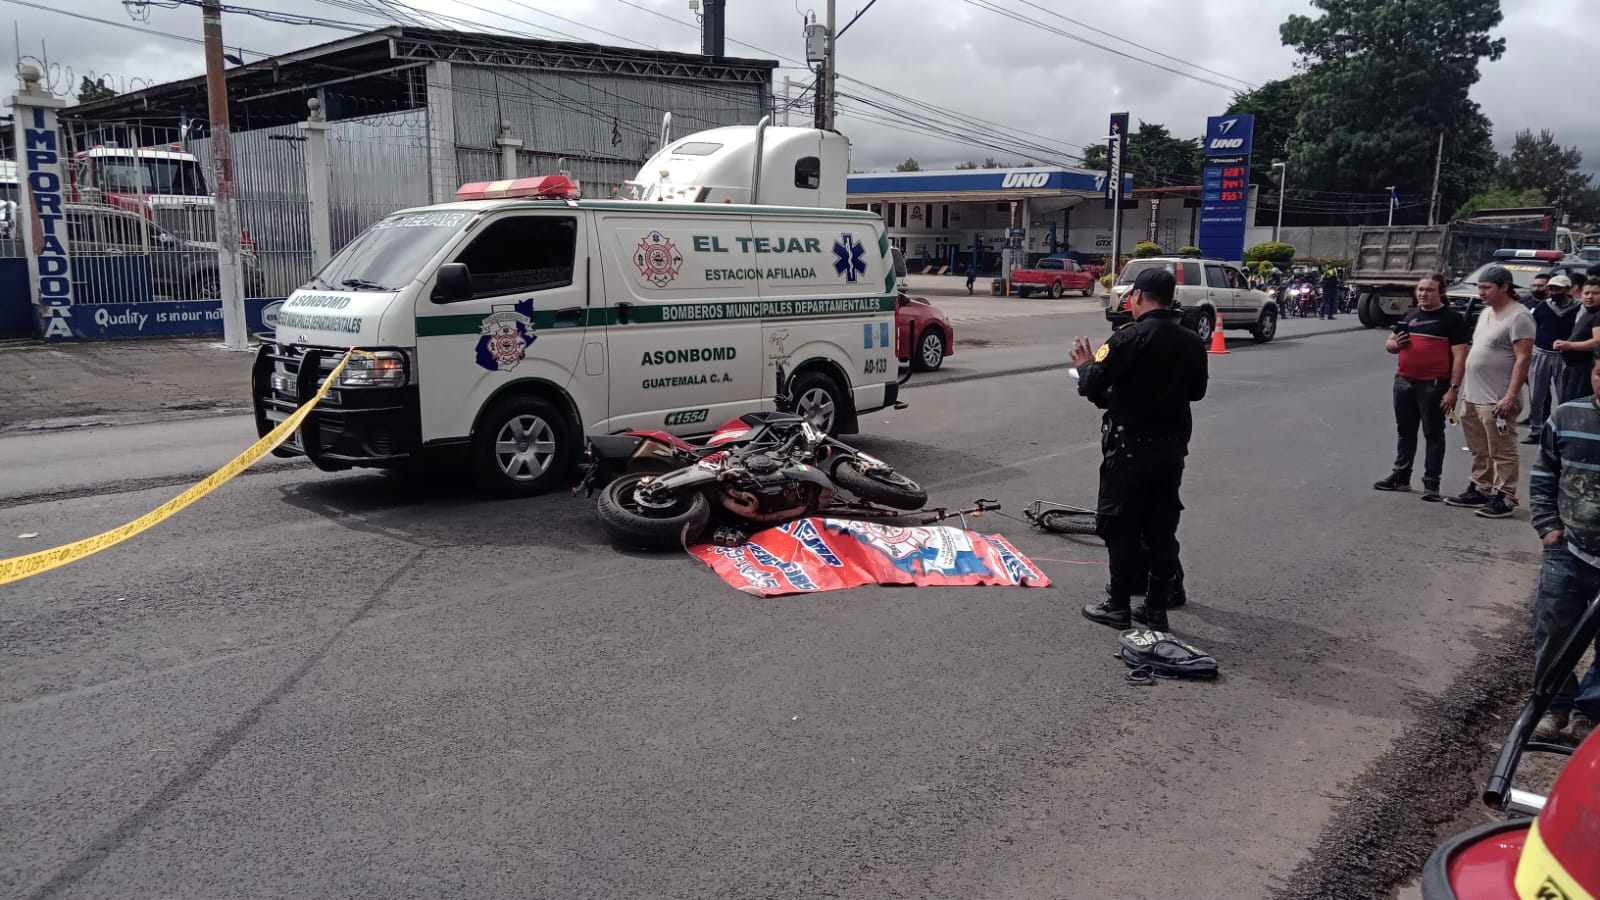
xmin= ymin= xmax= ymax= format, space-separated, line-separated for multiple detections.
xmin=1010 ymin=0 xmax=1257 ymax=92
xmin=959 ymin=0 xmax=1247 ymax=94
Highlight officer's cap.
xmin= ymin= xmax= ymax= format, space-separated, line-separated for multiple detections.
xmin=1131 ymin=267 xmax=1177 ymax=303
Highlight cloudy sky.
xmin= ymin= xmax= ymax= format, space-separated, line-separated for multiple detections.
xmin=4 ymin=0 xmax=1594 ymax=176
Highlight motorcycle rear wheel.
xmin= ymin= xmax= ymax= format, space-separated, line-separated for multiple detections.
xmin=597 ymin=473 xmax=711 ymax=550
xmin=831 ymin=459 xmax=927 ymax=511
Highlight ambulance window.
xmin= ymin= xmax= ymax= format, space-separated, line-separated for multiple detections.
xmin=453 ymin=214 xmax=577 ymax=299
xmin=795 ymin=156 xmax=821 ymax=190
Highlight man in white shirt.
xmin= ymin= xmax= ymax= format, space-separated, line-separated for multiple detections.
xmin=1445 ymin=265 xmax=1535 ymax=519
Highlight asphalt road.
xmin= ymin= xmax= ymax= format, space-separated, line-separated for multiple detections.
xmin=1 ymin=311 xmax=1537 ymax=899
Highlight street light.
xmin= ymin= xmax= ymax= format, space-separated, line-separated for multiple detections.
xmin=1386 ymin=185 xmax=1397 ymax=227
xmin=1272 ymin=161 xmax=1288 ymax=243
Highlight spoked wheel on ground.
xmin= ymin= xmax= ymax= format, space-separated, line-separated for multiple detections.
xmin=1251 ymin=307 xmax=1277 ymax=343
xmin=1034 ymin=509 xmax=1098 ymax=535
xmin=831 ymin=459 xmax=927 ymax=510
xmin=1192 ymin=308 xmax=1216 ymax=343
xmin=913 ymin=328 xmax=946 ymax=372
xmin=1048 ymin=281 xmax=1064 ymax=299
xmin=790 ymin=370 xmax=846 ymax=435
xmin=596 ymin=473 xmax=711 ymax=550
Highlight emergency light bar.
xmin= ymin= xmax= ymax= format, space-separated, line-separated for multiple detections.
xmin=1493 ymin=248 xmax=1565 ymax=261
xmin=455 ymin=175 xmax=581 ymax=201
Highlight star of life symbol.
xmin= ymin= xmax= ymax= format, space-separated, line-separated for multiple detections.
xmin=475 ymin=299 xmax=537 ymax=372
xmin=832 ymin=232 xmax=867 ymax=283
xmin=634 ymin=230 xmax=684 ymax=287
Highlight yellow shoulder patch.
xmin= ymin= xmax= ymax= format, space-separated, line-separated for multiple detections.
xmin=1093 ymin=342 xmax=1111 ymax=363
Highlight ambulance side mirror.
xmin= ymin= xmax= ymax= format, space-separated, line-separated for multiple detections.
xmin=433 ymin=263 xmax=473 ymax=303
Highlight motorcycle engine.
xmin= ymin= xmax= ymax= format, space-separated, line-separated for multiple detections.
xmin=724 ymin=452 xmax=823 ymax=519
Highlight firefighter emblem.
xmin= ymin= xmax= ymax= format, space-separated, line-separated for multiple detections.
xmin=474 ymin=299 xmax=538 ymax=372
xmin=634 ymin=230 xmax=684 ymax=287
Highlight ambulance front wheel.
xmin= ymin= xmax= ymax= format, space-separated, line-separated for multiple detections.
xmin=790 ymin=370 xmax=845 ymax=435
xmin=473 ymin=394 xmax=577 ymax=497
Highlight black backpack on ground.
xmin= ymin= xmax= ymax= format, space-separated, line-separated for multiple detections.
xmin=1117 ymin=628 xmax=1219 ymax=682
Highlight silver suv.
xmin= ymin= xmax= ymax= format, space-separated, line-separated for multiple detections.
xmin=1104 ymin=256 xmax=1278 ymax=344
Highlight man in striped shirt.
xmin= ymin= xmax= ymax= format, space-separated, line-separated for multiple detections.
xmin=1527 ymin=356 xmax=1600 ymax=742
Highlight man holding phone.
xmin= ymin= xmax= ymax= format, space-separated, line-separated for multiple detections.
xmin=1374 ymin=273 xmax=1470 ymax=502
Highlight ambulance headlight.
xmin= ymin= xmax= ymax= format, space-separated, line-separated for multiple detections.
xmin=339 ymin=350 xmax=410 ymax=388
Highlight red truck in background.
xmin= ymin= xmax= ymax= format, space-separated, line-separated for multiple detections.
xmin=1009 ymin=256 xmax=1098 ymax=298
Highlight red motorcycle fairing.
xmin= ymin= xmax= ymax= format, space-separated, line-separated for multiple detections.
xmin=622 ymin=429 xmax=697 ymax=452
xmin=1420 ymin=819 xmax=1528 ymax=899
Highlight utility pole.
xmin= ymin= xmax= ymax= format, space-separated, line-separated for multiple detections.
xmin=202 ymin=0 xmax=247 ymax=350
xmin=1386 ymin=185 xmax=1396 ymax=227
xmin=1272 ymin=161 xmax=1287 ymax=243
xmin=823 ymin=0 xmax=836 ymax=130
xmin=1428 ymin=132 xmax=1444 ymax=225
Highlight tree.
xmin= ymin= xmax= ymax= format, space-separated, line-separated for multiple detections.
xmin=1133 ymin=241 xmax=1162 ymax=258
xmin=981 ymin=158 xmax=1001 ymax=169
xmin=895 ymin=158 xmax=921 ymax=172
xmin=1080 ymin=121 xmax=1203 ymax=187
xmin=1226 ymin=74 xmax=1310 ymax=187
xmin=954 ymin=160 xmax=979 ymax=170
xmin=77 ymin=76 xmax=116 ymax=104
xmin=1453 ymin=183 xmax=1547 ymax=220
xmin=1279 ymin=0 xmax=1504 ymax=223
xmin=1244 ymin=241 xmax=1297 ymax=266
xmin=1497 ymin=129 xmax=1599 ymax=222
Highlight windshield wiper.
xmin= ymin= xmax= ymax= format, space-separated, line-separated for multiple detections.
xmin=340 ymin=278 xmax=389 ymax=291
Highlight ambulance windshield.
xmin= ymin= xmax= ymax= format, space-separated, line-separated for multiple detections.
xmin=309 ymin=211 xmax=474 ymax=291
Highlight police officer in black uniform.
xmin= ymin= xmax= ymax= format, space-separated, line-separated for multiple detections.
xmin=1070 ymin=267 xmax=1209 ymax=631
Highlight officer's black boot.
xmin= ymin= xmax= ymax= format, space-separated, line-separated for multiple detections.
xmin=1167 ymin=561 xmax=1187 ymax=609
xmin=1082 ymin=580 xmax=1132 ymax=629
xmin=1132 ymin=577 xmax=1172 ymax=632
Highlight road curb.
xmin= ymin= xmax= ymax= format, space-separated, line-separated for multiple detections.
xmin=1268 ymin=614 xmax=1531 ymax=900
xmin=0 ymin=406 xmax=254 ymax=437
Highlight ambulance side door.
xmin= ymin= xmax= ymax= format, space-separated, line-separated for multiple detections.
xmin=597 ymin=214 xmax=760 ymax=434
xmin=415 ymin=210 xmax=592 ymax=443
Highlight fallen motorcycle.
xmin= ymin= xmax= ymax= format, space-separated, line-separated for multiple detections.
xmin=577 ymin=368 xmax=927 ymax=549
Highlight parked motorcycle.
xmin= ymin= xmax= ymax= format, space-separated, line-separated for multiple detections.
xmin=578 ymin=366 xmax=928 ymax=549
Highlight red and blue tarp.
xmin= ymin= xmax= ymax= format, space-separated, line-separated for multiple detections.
xmin=691 ymin=517 xmax=1052 ymax=597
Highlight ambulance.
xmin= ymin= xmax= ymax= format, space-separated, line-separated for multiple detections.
xmin=251 ymin=121 xmax=904 ymax=496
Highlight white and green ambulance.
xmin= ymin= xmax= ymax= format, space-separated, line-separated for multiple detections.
xmin=251 ymin=124 xmax=902 ymax=496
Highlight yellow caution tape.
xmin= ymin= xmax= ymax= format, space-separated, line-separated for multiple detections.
xmin=0 ymin=349 xmax=359 ymax=586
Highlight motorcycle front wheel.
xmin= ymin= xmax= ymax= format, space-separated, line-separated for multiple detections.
xmin=597 ymin=473 xmax=711 ymax=550
xmin=832 ymin=459 xmax=928 ymax=511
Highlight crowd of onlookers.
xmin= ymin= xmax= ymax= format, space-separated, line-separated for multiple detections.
xmin=1374 ymin=262 xmax=1600 ymax=744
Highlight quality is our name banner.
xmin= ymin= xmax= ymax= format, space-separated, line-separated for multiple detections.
xmin=692 ymin=517 xmax=1052 ymax=597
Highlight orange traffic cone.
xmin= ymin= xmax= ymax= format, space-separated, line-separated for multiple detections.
xmin=1207 ymin=312 xmax=1229 ymax=354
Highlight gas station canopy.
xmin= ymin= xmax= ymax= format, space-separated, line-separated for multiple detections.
xmin=846 ymin=167 xmax=1124 ymax=205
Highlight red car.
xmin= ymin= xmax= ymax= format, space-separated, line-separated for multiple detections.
xmin=1010 ymin=257 xmax=1098 ymax=298
xmin=896 ymin=292 xmax=954 ymax=372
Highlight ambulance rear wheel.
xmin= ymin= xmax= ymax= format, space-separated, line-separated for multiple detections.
xmin=791 ymin=370 xmax=845 ymax=435
xmin=473 ymin=395 xmax=575 ymax=497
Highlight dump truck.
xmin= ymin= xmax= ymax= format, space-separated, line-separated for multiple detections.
xmin=1348 ymin=207 xmax=1558 ymax=328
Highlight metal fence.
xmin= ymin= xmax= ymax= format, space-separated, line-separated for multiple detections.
xmin=3 ymin=111 xmax=433 ymax=305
